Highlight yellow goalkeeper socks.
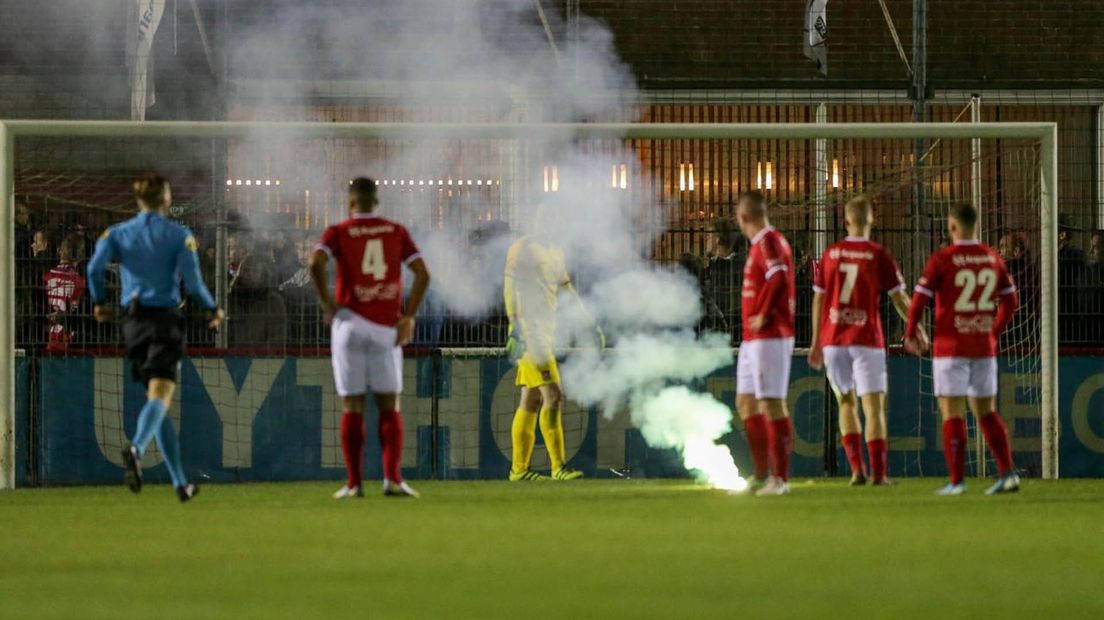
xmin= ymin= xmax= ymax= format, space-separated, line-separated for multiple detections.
xmin=539 ymin=406 xmax=566 ymax=472
xmin=510 ymin=408 xmax=538 ymax=474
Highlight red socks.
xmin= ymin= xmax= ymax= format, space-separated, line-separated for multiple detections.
xmin=979 ymin=412 xmax=1014 ymax=476
xmin=340 ymin=411 xmax=365 ymax=489
xmin=743 ymin=414 xmax=771 ymax=481
xmin=867 ymin=438 xmax=887 ymax=483
xmin=768 ymin=417 xmax=793 ymax=482
xmin=942 ymin=418 xmax=967 ymax=484
xmin=379 ymin=409 xmax=405 ymax=483
xmin=841 ymin=433 xmax=866 ymax=478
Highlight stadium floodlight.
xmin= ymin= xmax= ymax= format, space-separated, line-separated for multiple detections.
xmin=0 ymin=120 xmax=1059 ymax=488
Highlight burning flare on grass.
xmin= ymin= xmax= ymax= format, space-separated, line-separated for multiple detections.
xmin=633 ymin=387 xmax=748 ymax=493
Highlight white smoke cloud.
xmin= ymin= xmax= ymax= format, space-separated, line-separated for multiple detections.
xmin=224 ymin=0 xmax=745 ymax=489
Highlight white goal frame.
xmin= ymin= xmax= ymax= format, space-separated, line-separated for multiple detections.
xmin=0 ymin=120 xmax=1059 ymax=488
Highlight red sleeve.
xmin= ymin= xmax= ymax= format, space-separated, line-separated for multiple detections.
xmin=316 ymin=225 xmax=340 ymax=259
xmin=880 ymin=248 xmax=907 ymax=293
xmin=812 ymin=250 xmax=827 ymax=293
xmin=399 ymin=225 xmax=421 ymax=265
xmin=760 ymin=268 xmax=788 ymax=317
xmin=994 ymin=290 xmax=1019 ymax=337
xmin=761 ymin=232 xmax=789 ymax=281
xmin=905 ymin=291 xmax=929 ymax=339
xmin=914 ymin=253 xmax=942 ymax=298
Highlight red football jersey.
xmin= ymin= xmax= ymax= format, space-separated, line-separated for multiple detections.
xmin=741 ymin=227 xmax=796 ymax=341
xmin=814 ymin=237 xmax=906 ymax=348
xmin=915 ymin=240 xmax=1016 ymax=358
xmin=316 ymin=214 xmax=421 ymax=326
xmin=43 ymin=263 xmax=86 ymax=313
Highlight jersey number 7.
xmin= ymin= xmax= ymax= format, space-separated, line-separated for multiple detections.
xmin=838 ymin=262 xmax=859 ymax=304
xmin=361 ymin=238 xmax=388 ymax=281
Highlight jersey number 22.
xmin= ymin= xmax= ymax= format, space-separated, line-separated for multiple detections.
xmin=953 ymin=268 xmax=997 ymax=312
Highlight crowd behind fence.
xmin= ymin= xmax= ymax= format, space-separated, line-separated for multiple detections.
xmin=13 ymin=196 xmax=1104 ymax=353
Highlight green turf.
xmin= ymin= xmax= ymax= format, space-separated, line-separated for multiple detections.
xmin=2 ymin=479 xmax=1103 ymax=619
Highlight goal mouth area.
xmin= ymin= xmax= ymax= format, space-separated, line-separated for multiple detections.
xmin=0 ymin=120 xmax=1061 ymax=487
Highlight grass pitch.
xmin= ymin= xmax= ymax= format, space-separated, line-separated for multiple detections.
xmin=2 ymin=479 xmax=1103 ymax=619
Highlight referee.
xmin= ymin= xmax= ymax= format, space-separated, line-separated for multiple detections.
xmin=87 ymin=174 xmax=224 ymax=503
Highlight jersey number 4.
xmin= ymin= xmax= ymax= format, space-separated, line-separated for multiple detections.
xmin=361 ymin=238 xmax=388 ymax=280
xmin=953 ymin=268 xmax=997 ymax=312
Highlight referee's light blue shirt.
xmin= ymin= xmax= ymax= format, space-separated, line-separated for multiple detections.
xmin=87 ymin=210 xmax=217 ymax=311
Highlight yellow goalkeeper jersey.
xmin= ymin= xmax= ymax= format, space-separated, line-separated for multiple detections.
xmin=504 ymin=235 xmax=569 ymax=360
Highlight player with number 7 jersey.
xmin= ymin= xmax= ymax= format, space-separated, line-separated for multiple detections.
xmin=904 ymin=203 xmax=1020 ymax=496
xmin=808 ymin=196 xmax=918 ymax=486
xmin=311 ymin=177 xmax=431 ymax=500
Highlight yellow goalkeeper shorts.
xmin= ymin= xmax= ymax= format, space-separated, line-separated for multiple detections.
xmin=516 ymin=354 xmax=560 ymax=388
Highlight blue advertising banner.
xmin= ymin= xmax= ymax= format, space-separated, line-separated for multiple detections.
xmin=15 ymin=355 xmax=30 ymax=486
xmin=23 ymin=354 xmax=1104 ymax=485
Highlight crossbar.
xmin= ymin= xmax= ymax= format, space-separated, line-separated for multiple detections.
xmin=1 ymin=120 xmax=1056 ymax=141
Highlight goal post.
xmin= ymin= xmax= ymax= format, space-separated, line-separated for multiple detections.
xmin=0 ymin=120 xmax=1059 ymax=488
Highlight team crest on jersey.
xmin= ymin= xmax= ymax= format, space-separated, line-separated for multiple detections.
xmin=184 ymin=235 xmax=198 ymax=252
xmin=542 ymin=370 xmax=552 ymax=381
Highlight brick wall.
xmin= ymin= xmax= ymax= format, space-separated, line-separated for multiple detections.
xmin=581 ymin=0 xmax=1104 ymax=87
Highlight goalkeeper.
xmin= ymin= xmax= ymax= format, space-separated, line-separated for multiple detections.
xmin=503 ymin=209 xmax=602 ymax=481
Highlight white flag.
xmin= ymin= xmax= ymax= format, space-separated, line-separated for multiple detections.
xmin=804 ymin=0 xmax=828 ymax=76
xmin=127 ymin=0 xmax=167 ymax=121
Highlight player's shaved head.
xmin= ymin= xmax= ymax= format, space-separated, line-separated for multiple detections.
xmin=737 ymin=191 xmax=767 ymax=221
xmin=133 ymin=173 xmax=169 ymax=209
xmin=844 ymin=196 xmax=873 ymax=228
xmin=949 ymin=203 xmax=978 ymax=230
xmin=349 ymin=177 xmax=379 ymax=212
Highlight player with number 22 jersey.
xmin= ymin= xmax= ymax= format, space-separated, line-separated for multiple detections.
xmin=904 ymin=202 xmax=1020 ymax=496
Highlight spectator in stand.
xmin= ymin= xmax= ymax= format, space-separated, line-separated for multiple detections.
xmin=1082 ymin=231 xmax=1104 ymax=346
xmin=15 ymin=202 xmax=35 ymax=346
xmin=15 ymin=200 xmax=32 ymax=259
xmin=279 ymin=235 xmax=321 ymax=347
xmin=998 ymin=231 xmax=1032 ymax=347
xmin=269 ymin=229 xmax=300 ymax=286
xmin=680 ymin=251 xmax=728 ymax=336
xmin=227 ymin=233 xmax=287 ymax=347
xmin=1057 ymin=218 xmax=1085 ymax=344
xmin=701 ymin=218 xmax=744 ymax=343
xmin=70 ymin=223 xmax=91 ymax=268
xmin=19 ymin=229 xmax=55 ymax=347
xmin=43 ymin=235 xmax=87 ymax=352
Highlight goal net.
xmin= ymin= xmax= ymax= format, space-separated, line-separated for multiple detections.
xmin=0 ymin=120 xmax=1058 ymax=488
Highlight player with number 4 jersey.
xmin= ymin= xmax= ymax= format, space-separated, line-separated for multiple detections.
xmin=311 ymin=177 xmax=431 ymax=500
xmin=808 ymin=196 xmax=921 ymax=486
xmin=904 ymin=203 xmax=1020 ymax=496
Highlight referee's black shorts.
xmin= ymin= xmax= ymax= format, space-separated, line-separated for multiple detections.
xmin=122 ymin=305 xmax=185 ymax=385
